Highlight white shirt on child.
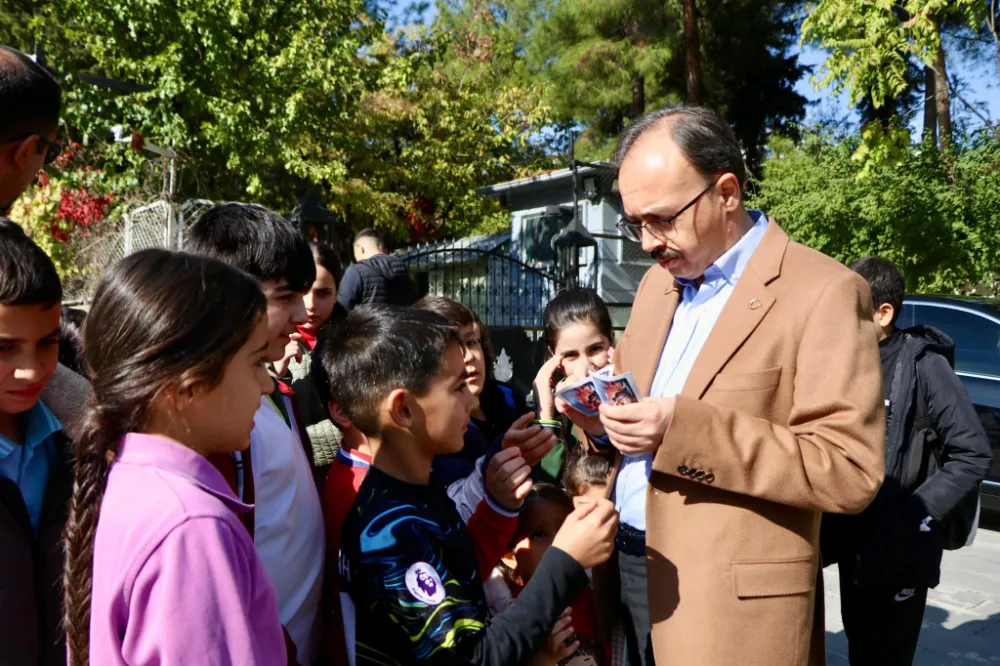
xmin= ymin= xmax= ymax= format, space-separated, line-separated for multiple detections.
xmin=251 ymin=395 xmax=325 ymax=665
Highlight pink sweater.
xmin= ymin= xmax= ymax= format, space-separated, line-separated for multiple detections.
xmin=88 ymin=433 xmax=286 ymax=665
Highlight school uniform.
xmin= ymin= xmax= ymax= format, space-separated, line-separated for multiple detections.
xmin=0 ymin=401 xmax=70 ymax=666
xmin=89 ymin=433 xmax=286 ymax=665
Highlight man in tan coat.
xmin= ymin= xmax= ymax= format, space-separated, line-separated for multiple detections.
xmin=559 ymin=107 xmax=885 ymax=666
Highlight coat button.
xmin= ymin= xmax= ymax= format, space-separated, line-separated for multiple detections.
xmin=695 ymin=471 xmax=705 ymax=479
xmin=687 ymin=468 xmax=698 ymax=477
xmin=705 ymin=474 xmax=715 ymax=484
xmin=678 ymin=465 xmax=688 ymax=474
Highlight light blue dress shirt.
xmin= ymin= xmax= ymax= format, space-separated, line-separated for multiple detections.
xmin=0 ymin=400 xmax=62 ymax=531
xmin=615 ymin=211 xmax=769 ymax=530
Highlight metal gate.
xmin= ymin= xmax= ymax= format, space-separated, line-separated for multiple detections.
xmin=404 ymin=240 xmax=565 ymax=395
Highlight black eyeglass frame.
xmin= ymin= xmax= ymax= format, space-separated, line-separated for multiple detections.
xmin=616 ymin=178 xmax=719 ymax=242
xmin=2 ymin=132 xmax=63 ymax=165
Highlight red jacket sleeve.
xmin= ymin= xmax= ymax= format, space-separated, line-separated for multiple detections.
xmin=467 ymin=496 xmax=519 ymax=581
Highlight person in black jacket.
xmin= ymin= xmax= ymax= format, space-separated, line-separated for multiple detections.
xmin=823 ymin=257 xmax=993 ymax=666
xmin=337 ymin=229 xmax=418 ymax=309
xmin=0 ymin=221 xmax=70 ymax=666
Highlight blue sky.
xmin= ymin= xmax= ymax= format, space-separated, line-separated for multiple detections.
xmin=392 ymin=1 xmax=1000 ymax=136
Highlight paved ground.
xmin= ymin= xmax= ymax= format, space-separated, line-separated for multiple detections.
xmin=824 ymin=524 xmax=1000 ymax=665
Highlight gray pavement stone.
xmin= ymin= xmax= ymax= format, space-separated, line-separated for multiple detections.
xmin=825 ymin=528 xmax=1000 ymax=665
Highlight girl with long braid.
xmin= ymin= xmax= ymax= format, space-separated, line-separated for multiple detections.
xmin=62 ymin=249 xmax=286 ymax=665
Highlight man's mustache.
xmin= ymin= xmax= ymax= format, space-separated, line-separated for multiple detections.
xmin=651 ymin=247 xmax=684 ymax=262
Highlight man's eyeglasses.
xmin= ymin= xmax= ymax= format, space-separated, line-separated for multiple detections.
xmin=616 ymin=179 xmax=718 ymax=243
xmin=2 ymin=133 xmax=63 ymax=165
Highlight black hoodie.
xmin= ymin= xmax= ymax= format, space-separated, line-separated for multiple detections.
xmin=337 ymin=253 xmax=418 ymax=310
xmin=822 ymin=326 xmax=993 ymax=587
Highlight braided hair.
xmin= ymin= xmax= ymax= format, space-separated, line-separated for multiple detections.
xmin=62 ymin=249 xmax=266 ymax=665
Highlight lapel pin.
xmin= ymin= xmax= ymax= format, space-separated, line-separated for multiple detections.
xmin=749 ymin=298 xmax=762 ymax=310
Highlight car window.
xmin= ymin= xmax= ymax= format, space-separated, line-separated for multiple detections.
xmin=898 ymin=303 xmax=915 ymax=329
xmin=913 ymin=304 xmax=1000 ymax=376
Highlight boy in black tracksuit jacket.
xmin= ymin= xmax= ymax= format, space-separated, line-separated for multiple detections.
xmin=822 ymin=257 xmax=993 ymax=666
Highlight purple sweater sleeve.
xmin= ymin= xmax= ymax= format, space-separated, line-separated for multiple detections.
xmin=121 ymin=518 xmax=286 ymax=666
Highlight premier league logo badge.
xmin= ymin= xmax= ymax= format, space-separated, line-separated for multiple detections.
xmin=405 ymin=562 xmax=446 ymax=606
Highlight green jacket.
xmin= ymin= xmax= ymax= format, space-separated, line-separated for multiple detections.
xmin=285 ymin=343 xmax=342 ymax=468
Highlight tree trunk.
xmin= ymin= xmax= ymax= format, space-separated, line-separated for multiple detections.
xmin=683 ymin=0 xmax=702 ymax=104
xmin=631 ymin=75 xmax=646 ymax=119
xmin=923 ymin=65 xmax=937 ymax=144
xmin=932 ymin=16 xmax=952 ymax=150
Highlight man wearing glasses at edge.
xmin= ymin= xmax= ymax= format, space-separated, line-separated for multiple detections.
xmin=0 ymin=46 xmax=90 ymax=437
xmin=557 ymin=106 xmax=886 ymax=666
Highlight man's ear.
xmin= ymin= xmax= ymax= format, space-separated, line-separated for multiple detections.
xmin=716 ymin=172 xmax=743 ymax=212
xmin=386 ymin=388 xmax=414 ymax=429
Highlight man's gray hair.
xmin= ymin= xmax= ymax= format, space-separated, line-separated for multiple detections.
xmin=614 ymin=106 xmax=747 ymax=188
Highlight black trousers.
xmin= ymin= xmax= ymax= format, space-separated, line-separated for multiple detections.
xmin=839 ymin=571 xmax=928 ymax=666
xmin=619 ymin=550 xmax=656 ymax=666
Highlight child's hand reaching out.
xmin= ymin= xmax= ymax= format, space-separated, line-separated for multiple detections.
xmin=530 ymin=608 xmax=578 ymax=666
xmin=502 ymin=412 xmax=557 ymax=467
xmin=486 ymin=446 xmax=533 ymax=511
xmin=551 ymin=499 xmax=618 ymax=570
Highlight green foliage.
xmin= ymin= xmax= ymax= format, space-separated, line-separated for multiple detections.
xmin=801 ymin=0 xmax=988 ymax=161
xmin=749 ymin=129 xmax=1000 ymax=294
xmin=335 ymin=12 xmax=554 ymax=241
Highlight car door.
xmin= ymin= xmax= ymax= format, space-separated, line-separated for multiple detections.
xmin=905 ymin=302 xmax=1000 ymax=511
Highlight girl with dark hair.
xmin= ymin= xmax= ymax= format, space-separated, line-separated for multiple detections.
xmin=532 ymin=288 xmax=616 ymax=484
xmin=62 ymin=250 xmax=285 ymax=665
xmin=278 ymin=242 xmax=348 ymax=475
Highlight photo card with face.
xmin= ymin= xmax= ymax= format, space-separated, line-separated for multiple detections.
xmin=556 ymin=377 xmax=604 ymax=416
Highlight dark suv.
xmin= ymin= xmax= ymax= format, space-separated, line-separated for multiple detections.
xmin=900 ymin=296 xmax=1000 ymax=514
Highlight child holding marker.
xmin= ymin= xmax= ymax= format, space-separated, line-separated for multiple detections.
xmin=62 ymin=250 xmax=286 ymax=665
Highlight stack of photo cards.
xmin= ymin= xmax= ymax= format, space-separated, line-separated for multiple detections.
xmin=555 ymin=366 xmax=643 ymax=416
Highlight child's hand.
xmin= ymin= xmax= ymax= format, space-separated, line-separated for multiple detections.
xmin=552 ymin=499 xmax=618 ymax=570
xmin=502 ymin=412 xmax=557 ymax=467
xmin=273 ymin=333 xmax=303 ymax=378
xmin=486 ymin=446 xmax=533 ymax=511
xmin=532 ymin=355 xmax=564 ymax=421
xmin=530 ymin=607 xmax=578 ymax=666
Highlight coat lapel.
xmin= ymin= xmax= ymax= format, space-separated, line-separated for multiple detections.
xmin=680 ymin=220 xmax=790 ymax=399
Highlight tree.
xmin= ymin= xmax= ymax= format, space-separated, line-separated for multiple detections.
xmin=748 ymin=128 xmax=1000 ymax=294
xmin=520 ymin=0 xmax=677 ymax=158
xmin=683 ymin=0 xmax=701 ymax=104
xmin=333 ymin=5 xmax=554 ymax=241
xmin=801 ymin=0 xmax=986 ymax=157
xmin=512 ymin=0 xmax=806 ymax=168
xmin=2 ymin=0 xmax=382 ymax=211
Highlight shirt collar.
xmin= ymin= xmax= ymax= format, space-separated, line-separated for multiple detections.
xmin=0 ymin=400 xmax=62 ymax=459
xmin=115 ymin=433 xmax=253 ymax=514
xmin=336 ymin=446 xmax=372 ymax=468
xmin=678 ymin=210 xmax=768 ymax=290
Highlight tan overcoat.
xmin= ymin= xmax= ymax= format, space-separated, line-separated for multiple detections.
xmin=599 ymin=221 xmax=886 ymax=666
